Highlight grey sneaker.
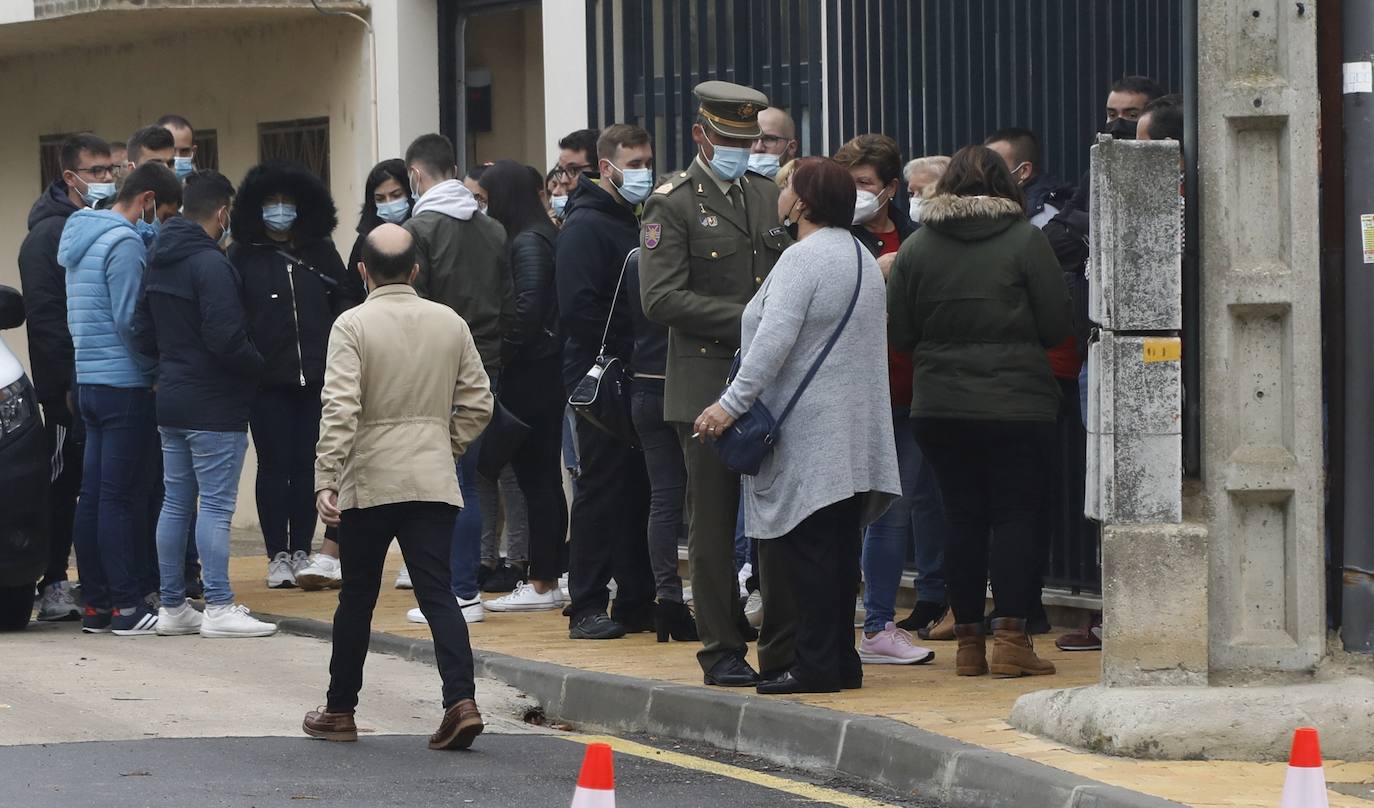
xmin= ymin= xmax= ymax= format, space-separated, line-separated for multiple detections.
xmin=35 ymin=581 xmax=80 ymax=622
xmin=290 ymin=550 xmax=311 ymax=575
xmin=267 ymin=552 xmax=297 ymax=589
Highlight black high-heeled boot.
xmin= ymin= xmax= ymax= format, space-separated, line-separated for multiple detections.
xmin=655 ymin=600 xmax=699 ymax=643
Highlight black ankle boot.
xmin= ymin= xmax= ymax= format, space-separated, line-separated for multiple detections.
xmin=896 ymin=600 xmax=946 ymax=633
xmin=655 ymin=600 xmax=699 ymax=643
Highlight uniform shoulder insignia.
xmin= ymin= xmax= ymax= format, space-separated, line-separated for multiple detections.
xmin=654 ymin=174 xmax=690 ymax=195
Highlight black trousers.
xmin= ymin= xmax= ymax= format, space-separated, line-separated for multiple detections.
xmin=40 ymin=407 xmax=83 ymax=588
xmin=760 ymin=495 xmax=863 ymax=689
xmin=629 ymin=385 xmax=686 ymax=603
xmin=1032 ymin=378 xmax=1089 ymax=599
xmin=913 ymin=418 xmax=1051 ymax=625
xmin=498 ymin=356 xmax=568 ymax=581
xmin=327 ymin=501 xmax=473 ymax=712
xmin=566 ymin=416 xmax=654 ymax=621
xmin=250 ymin=386 xmax=322 ymax=557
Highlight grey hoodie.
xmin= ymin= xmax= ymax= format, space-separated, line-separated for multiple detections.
xmin=404 ymin=180 xmax=513 ymax=373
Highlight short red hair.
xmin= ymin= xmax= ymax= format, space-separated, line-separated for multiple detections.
xmin=787 ymin=157 xmax=857 ymax=229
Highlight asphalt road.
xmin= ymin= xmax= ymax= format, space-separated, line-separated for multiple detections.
xmin=1 ymin=623 xmax=930 ymax=807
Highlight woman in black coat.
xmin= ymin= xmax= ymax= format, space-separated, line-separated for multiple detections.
xmin=473 ymin=160 xmax=569 ymax=614
xmin=345 ymin=159 xmax=414 ymax=294
xmin=229 ymin=160 xmax=360 ymax=588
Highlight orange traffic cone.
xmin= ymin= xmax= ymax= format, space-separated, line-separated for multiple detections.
xmin=1279 ymin=727 xmax=1329 ymax=808
xmin=570 ymin=742 xmax=615 ymax=808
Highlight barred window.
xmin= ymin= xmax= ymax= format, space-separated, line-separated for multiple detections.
xmin=39 ymin=132 xmax=76 ymax=191
xmin=258 ymin=117 xmax=329 ymax=188
xmin=193 ymin=128 xmax=220 ymax=172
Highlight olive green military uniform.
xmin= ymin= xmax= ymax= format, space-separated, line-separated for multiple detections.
xmin=638 ymin=82 xmax=795 ymax=676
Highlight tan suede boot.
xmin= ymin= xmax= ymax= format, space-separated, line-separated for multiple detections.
xmin=918 ymin=605 xmax=957 ymax=641
xmin=953 ymin=622 xmax=989 ymax=676
xmin=989 ymin=617 xmax=1057 ymax=678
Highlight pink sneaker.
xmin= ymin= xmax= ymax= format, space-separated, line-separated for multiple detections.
xmin=859 ymin=622 xmax=936 ymax=665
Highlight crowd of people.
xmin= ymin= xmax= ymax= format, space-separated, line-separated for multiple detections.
xmin=18 ymin=73 xmax=1184 ymax=724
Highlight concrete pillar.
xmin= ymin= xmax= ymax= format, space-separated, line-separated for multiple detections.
xmin=1011 ymin=3 xmax=1352 ymax=762
xmin=371 ymin=0 xmax=441 ymax=160
xmin=541 ymin=0 xmax=589 ymax=168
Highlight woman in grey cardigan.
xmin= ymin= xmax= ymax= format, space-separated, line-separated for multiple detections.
xmin=694 ymin=157 xmax=901 ymax=695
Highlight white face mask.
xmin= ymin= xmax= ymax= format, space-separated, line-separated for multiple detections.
xmin=852 ymin=188 xmax=888 ymax=225
xmin=910 ymin=196 xmax=925 ymax=223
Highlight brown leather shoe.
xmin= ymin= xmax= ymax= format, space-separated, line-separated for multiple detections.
xmin=989 ymin=617 xmax=1057 ymax=678
xmin=918 ymin=606 xmax=957 ymax=641
xmin=302 ymin=707 xmax=358 ymax=742
xmin=429 ymin=698 xmax=484 ymax=750
xmin=953 ymin=622 xmax=989 ymax=676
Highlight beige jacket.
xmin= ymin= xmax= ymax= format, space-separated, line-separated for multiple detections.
xmin=315 ymin=283 xmax=493 ymax=511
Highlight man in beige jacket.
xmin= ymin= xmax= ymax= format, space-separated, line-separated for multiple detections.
xmin=302 ymin=224 xmax=493 ymax=751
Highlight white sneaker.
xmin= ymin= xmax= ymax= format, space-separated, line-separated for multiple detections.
xmin=394 ymin=566 xmax=413 ymax=590
xmin=295 ymin=554 xmax=342 ymax=591
xmin=266 ymin=552 xmax=297 ymax=589
xmin=407 ymin=596 xmax=485 ymax=625
xmin=35 ymin=581 xmax=80 ymax=622
xmin=737 ymin=562 xmax=752 ymax=599
xmin=854 ymin=597 xmax=866 ymax=629
xmin=290 ymin=550 xmax=311 ymax=575
xmin=744 ymin=589 xmax=764 ymax=628
xmin=558 ymin=573 xmax=570 ymax=604
xmin=201 ymin=603 xmax=278 ymax=638
xmin=484 ymin=582 xmax=560 ymax=613
xmin=156 ymin=600 xmax=203 ymax=636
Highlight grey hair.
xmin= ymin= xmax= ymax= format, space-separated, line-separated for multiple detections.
xmin=902 ymin=155 xmax=951 ymax=187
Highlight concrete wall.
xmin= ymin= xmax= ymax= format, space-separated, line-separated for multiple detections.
xmin=465 ymin=6 xmax=546 ymax=170
xmin=541 ymin=0 xmax=588 ymax=168
xmin=0 ymin=12 xmax=371 ymax=535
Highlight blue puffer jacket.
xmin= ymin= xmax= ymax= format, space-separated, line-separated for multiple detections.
xmin=59 ymin=209 xmax=155 ymax=388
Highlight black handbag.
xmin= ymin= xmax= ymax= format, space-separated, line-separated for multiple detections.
xmin=475 ymin=396 xmax=531 ymax=481
xmin=712 ymin=238 xmax=864 ymax=476
xmin=568 ymin=248 xmax=640 ymax=448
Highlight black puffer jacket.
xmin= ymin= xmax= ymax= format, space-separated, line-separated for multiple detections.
xmin=228 ymin=161 xmax=359 ymax=390
xmin=18 ymin=180 xmax=80 ymax=412
xmin=504 ymin=223 xmax=561 ymax=364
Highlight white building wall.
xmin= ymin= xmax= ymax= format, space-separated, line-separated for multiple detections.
xmin=541 ymin=0 xmax=588 ymax=167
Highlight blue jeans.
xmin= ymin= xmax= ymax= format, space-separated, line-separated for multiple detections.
xmin=861 ymin=407 xmax=947 ymax=633
xmin=449 ymin=449 xmax=482 ymax=599
xmin=156 ymin=428 xmax=248 ymax=606
xmin=72 ymin=385 xmax=158 ymax=611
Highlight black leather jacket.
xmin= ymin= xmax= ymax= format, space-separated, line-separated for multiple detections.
xmin=504 ymin=224 xmax=561 ymax=364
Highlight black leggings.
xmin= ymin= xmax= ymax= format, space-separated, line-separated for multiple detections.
xmin=912 ymin=418 xmax=1051 ymax=625
xmin=250 ymin=386 xmax=322 ymax=558
xmin=497 ymin=356 xmax=569 ymax=581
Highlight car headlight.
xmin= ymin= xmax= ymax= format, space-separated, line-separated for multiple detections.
xmin=0 ymin=378 xmax=36 ymax=435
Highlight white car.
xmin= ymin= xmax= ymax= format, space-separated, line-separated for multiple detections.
xmin=0 ymin=285 xmax=49 ymax=630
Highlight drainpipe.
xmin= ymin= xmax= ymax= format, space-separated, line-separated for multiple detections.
xmin=1341 ymin=0 xmax=1374 ymax=652
xmin=312 ymin=0 xmax=379 ymax=166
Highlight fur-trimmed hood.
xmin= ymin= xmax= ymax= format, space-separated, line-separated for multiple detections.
xmin=231 ymin=160 xmax=338 ymax=246
xmin=919 ymin=193 xmax=1024 ymax=241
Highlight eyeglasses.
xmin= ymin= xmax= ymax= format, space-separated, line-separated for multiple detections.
xmin=554 ymin=163 xmax=591 ymax=179
xmin=756 ymin=135 xmax=789 ymax=148
xmin=74 ymin=165 xmax=116 ymax=179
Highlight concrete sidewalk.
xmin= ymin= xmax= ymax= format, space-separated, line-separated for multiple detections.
xmin=228 ymin=552 xmax=1374 ymax=808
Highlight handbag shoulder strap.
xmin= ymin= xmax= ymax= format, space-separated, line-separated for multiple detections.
xmin=772 ymin=237 xmax=864 ymax=430
xmin=598 ymin=247 xmax=637 ymax=356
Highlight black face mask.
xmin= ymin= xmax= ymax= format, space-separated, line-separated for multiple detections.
xmin=1103 ymin=117 xmax=1138 ymax=140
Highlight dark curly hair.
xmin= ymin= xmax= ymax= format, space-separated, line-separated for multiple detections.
xmin=231 ymin=160 xmax=338 ymax=246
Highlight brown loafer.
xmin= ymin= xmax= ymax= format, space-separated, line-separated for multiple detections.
xmin=303 ymin=707 xmax=358 ymax=742
xmin=429 ymin=698 xmax=484 ymax=750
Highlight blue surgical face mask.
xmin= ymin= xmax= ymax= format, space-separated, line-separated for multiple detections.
xmin=375 ymin=198 xmax=410 ymax=225
xmin=610 ymin=162 xmax=654 ymax=204
xmin=748 ymin=152 xmax=780 ymax=178
xmin=76 ymin=176 xmax=116 ymax=208
xmin=706 ymin=142 xmax=750 ymax=181
xmin=174 ymin=156 xmax=194 ymax=180
xmin=550 ymin=194 xmax=569 ymax=218
xmin=263 ymin=202 xmax=297 ymax=233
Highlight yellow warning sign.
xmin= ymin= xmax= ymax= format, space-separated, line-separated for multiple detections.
xmin=1363 ymin=214 xmax=1374 ymax=263
xmin=1143 ymin=338 xmax=1182 ymax=363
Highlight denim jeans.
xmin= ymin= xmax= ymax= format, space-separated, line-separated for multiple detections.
xmin=861 ymin=407 xmax=947 ymax=633
xmin=72 ymin=385 xmax=158 ymax=611
xmin=155 ymin=428 xmax=248 ymax=607
xmin=449 ymin=450 xmax=482 ymax=600
xmin=478 ymin=465 xmax=528 ymax=566
xmin=630 ymin=386 xmax=687 ymax=602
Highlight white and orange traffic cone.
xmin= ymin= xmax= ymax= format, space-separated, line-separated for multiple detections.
xmin=1279 ymin=727 xmax=1329 ymax=808
xmin=570 ymin=742 xmax=615 ymax=808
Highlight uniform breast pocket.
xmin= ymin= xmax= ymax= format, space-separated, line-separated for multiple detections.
xmin=688 ymin=239 xmax=741 ymax=296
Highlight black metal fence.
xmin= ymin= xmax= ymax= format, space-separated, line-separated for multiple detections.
xmin=589 ymin=0 xmax=1183 ymax=184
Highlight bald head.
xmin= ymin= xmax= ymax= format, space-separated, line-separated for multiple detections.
xmin=359 ymin=223 xmax=418 ymax=289
xmin=753 ymin=107 xmax=798 ymax=164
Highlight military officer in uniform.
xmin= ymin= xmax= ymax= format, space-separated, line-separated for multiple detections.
xmin=639 ymin=81 xmax=793 ymax=687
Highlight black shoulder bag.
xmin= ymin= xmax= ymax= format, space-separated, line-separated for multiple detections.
xmin=712 ymin=238 xmax=863 ymax=476
xmin=567 ymin=248 xmax=640 ymax=448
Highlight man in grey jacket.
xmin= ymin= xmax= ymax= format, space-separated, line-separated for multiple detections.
xmin=402 ymin=133 xmax=513 ymax=626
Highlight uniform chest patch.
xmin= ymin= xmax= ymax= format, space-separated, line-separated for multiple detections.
xmin=700 ymin=214 xmax=719 ymax=228
xmin=644 ymin=223 xmax=662 ymax=249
